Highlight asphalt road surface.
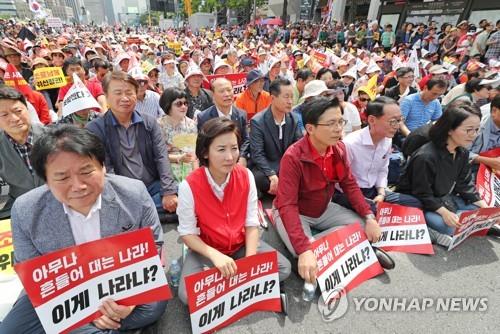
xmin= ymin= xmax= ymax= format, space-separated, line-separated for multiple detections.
xmin=144 ymin=204 xmax=500 ymax=334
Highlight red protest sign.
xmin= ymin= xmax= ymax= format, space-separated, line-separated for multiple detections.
xmin=477 ymin=164 xmax=500 ymax=207
xmin=184 ymin=251 xmax=280 ymax=334
xmin=313 ymin=222 xmax=383 ymax=304
xmin=448 ymin=207 xmax=500 ymax=251
xmin=4 ymin=63 xmax=33 ymax=96
xmin=14 ymin=228 xmax=171 ymax=334
xmin=312 ymin=50 xmax=328 ymax=67
xmin=372 ymin=203 xmax=434 ymax=255
xmin=202 ymin=72 xmax=248 ymax=96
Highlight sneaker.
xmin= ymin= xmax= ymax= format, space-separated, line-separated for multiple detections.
xmin=428 ymin=229 xmax=452 ymax=248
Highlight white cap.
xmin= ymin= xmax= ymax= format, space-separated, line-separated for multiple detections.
xmin=342 ymin=66 xmax=357 ymax=79
xmin=302 ymin=80 xmax=331 ymax=100
xmin=366 ymin=60 xmax=382 ymax=74
xmin=184 ymin=66 xmax=204 ymax=81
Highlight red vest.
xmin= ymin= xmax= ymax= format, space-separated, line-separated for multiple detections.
xmin=186 ymin=165 xmax=249 ymax=255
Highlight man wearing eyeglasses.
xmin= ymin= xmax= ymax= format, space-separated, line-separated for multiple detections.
xmin=273 ymin=97 xmax=395 ymax=288
xmin=384 ymin=67 xmax=418 ymax=102
xmin=340 ymin=97 xmax=422 ymax=211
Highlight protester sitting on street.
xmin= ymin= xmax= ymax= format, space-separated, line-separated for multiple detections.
xmin=0 ymin=86 xmax=46 ymax=218
xmin=397 ymin=101 xmax=500 ymax=246
xmin=176 ymin=118 xmax=291 ymax=305
xmin=250 ymin=78 xmax=302 ymax=198
xmin=340 ymin=96 xmax=422 ymax=212
xmin=235 ymin=69 xmax=272 ymax=120
xmin=86 ymin=71 xmax=178 ymax=214
xmin=158 ymin=87 xmax=198 ymax=182
xmin=293 ymin=68 xmax=314 ymax=106
xmin=330 ymin=82 xmax=362 ymax=135
xmin=400 ymin=78 xmax=447 ymax=137
xmin=0 ymin=125 xmax=167 ymax=333
xmin=197 ymin=78 xmax=250 ymax=166
xmin=384 ymin=67 xmax=418 ymax=102
xmin=447 ymin=78 xmax=492 ymax=108
xmin=184 ymin=66 xmax=213 ymax=120
xmin=273 ymin=97 xmax=395 ymax=289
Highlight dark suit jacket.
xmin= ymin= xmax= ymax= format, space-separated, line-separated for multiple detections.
xmin=86 ymin=110 xmax=177 ymax=195
xmin=197 ymin=105 xmax=250 ymax=158
xmin=0 ymin=124 xmax=46 ymax=216
xmin=250 ymin=107 xmax=303 ymax=176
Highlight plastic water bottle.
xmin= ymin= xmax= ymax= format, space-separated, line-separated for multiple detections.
xmin=302 ymin=281 xmax=317 ymax=302
xmin=169 ymin=259 xmax=181 ymax=288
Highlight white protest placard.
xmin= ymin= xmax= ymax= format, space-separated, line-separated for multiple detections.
xmin=184 ymin=252 xmax=280 ymax=334
xmin=61 ymin=73 xmax=101 ymax=117
xmin=448 ymin=208 xmax=500 ymax=251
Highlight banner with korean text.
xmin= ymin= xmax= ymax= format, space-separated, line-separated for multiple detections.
xmin=203 ymin=73 xmax=247 ymax=96
xmin=372 ymin=203 xmax=434 ymax=254
xmin=14 ymin=228 xmax=172 ymax=334
xmin=185 ymin=251 xmax=280 ymax=334
xmin=448 ymin=208 xmax=500 ymax=251
xmin=476 ymin=148 xmax=500 ymax=207
xmin=313 ymin=223 xmax=384 ymax=304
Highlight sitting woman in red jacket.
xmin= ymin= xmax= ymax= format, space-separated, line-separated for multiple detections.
xmin=176 ymin=117 xmax=291 ymax=307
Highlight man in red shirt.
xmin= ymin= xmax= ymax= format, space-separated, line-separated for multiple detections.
xmin=56 ymin=57 xmax=107 ymax=116
xmin=273 ymin=97 xmax=394 ymax=286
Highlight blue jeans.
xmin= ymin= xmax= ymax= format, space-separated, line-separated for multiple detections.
xmin=0 ymin=294 xmax=167 ymax=334
xmin=147 ymin=180 xmax=165 ymax=214
xmin=424 ymin=196 xmax=479 ymax=236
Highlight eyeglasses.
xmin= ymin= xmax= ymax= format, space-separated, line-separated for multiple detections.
xmin=464 ymin=128 xmax=480 ymax=136
xmin=173 ymin=100 xmax=189 ymax=107
xmin=316 ymin=119 xmax=348 ymax=128
xmin=388 ymin=118 xmax=405 ymax=127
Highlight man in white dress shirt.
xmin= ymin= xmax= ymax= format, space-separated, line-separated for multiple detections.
xmin=338 ymin=96 xmax=422 ymax=211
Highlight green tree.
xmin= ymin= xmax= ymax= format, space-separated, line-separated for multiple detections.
xmin=139 ymin=10 xmax=163 ymax=26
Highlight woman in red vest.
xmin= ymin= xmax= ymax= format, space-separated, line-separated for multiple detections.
xmin=176 ymin=118 xmax=291 ymax=308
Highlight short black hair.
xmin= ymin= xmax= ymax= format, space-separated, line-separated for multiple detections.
xmin=491 ymin=93 xmax=500 ymax=111
xmin=196 ymin=118 xmax=241 ymax=167
xmin=62 ymin=57 xmax=83 ymax=75
xmin=31 ymin=125 xmax=106 ymax=181
xmin=429 ymin=100 xmax=481 ymax=148
xmin=396 ymin=67 xmax=414 ymax=78
xmin=269 ymin=78 xmax=292 ymax=97
xmin=159 ymin=87 xmax=188 ymax=115
xmin=465 ymin=78 xmax=489 ymax=93
xmin=316 ymin=68 xmax=334 ymax=80
xmin=302 ymin=96 xmax=343 ymax=126
xmin=94 ymin=59 xmax=111 ymax=71
xmin=366 ymin=96 xmax=398 ymax=118
xmin=102 ymin=71 xmax=139 ymax=94
xmin=426 ymin=78 xmax=448 ymax=90
xmin=295 ymin=68 xmax=313 ymax=81
xmin=0 ymin=85 xmax=27 ymax=106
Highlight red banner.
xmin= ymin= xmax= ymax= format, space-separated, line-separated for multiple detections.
xmin=202 ymin=73 xmax=248 ymax=96
xmin=313 ymin=223 xmax=384 ymax=304
xmin=448 ymin=207 xmax=500 ymax=250
xmin=312 ymin=50 xmax=328 ymax=67
xmin=372 ymin=203 xmax=434 ymax=254
xmin=184 ymin=252 xmax=280 ymax=334
xmin=14 ymin=228 xmax=172 ymax=334
xmin=476 ymin=148 xmax=500 ymax=207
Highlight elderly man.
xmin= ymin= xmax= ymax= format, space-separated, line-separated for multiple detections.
xmin=250 ymin=78 xmax=302 ymax=197
xmin=184 ymin=67 xmax=213 ymax=119
xmin=86 ymin=71 xmax=178 ymax=214
xmin=197 ymin=78 xmax=250 ymax=166
xmin=2 ymin=46 xmax=32 ymax=82
xmin=130 ymin=69 xmax=164 ymax=119
xmin=0 ymin=125 xmax=167 ymax=333
xmin=0 ymin=87 xmax=46 ymax=218
xmin=235 ymin=69 xmax=272 ymax=120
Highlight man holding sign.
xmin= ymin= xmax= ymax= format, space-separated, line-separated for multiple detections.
xmin=273 ymin=97 xmax=394 ymax=289
xmin=0 ymin=126 xmax=167 ymax=333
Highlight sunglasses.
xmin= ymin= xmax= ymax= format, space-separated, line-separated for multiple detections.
xmin=359 ymin=97 xmax=370 ymax=102
xmin=173 ymin=100 xmax=188 ymax=107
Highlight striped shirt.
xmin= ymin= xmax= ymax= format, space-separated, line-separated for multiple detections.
xmin=400 ymin=93 xmax=442 ymax=131
xmin=6 ymin=131 xmax=34 ymax=174
xmin=136 ymin=90 xmax=164 ymax=119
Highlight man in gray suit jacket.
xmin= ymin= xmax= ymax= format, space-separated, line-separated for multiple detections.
xmin=0 ymin=86 xmax=45 ymax=218
xmin=250 ymin=78 xmax=303 ymax=197
xmin=0 ymin=125 xmax=167 ymax=334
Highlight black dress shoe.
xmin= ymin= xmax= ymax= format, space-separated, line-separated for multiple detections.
xmin=372 ymin=246 xmax=395 ymax=270
xmin=487 ymin=224 xmax=500 ymax=237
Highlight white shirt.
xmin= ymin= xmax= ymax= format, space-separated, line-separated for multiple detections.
xmin=343 ymin=127 xmax=392 ymax=189
xmin=63 ymin=195 xmax=102 ymax=245
xmin=177 ymin=167 xmax=259 ymax=236
xmin=274 ymin=115 xmax=286 ymax=140
xmin=216 ymin=106 xmax=233 ymax=119
xmin=342 ymin=102 xmax=362 ymax=136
